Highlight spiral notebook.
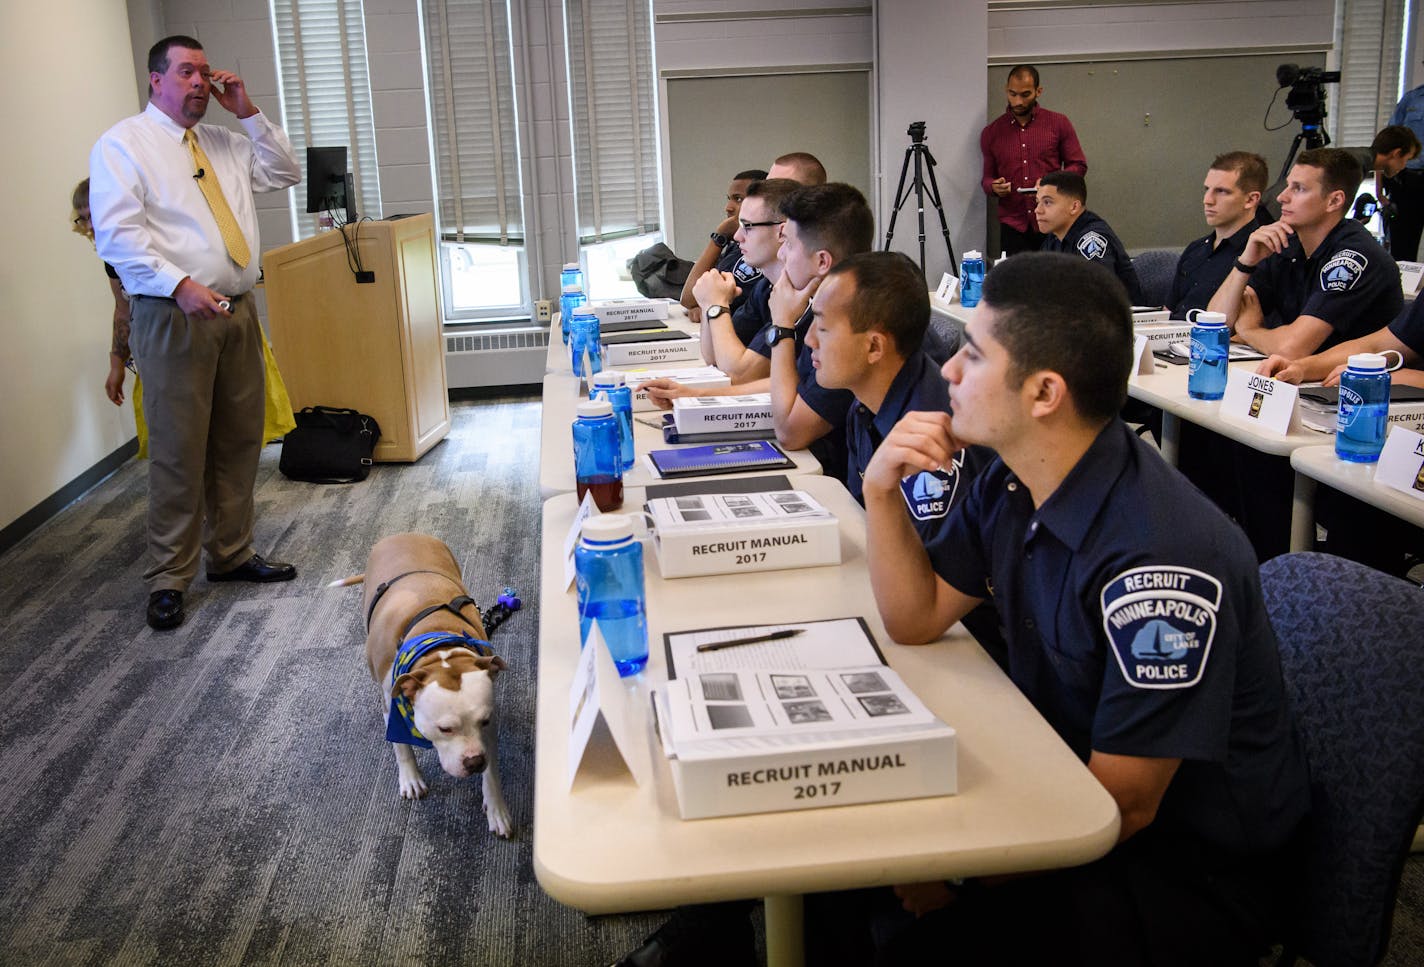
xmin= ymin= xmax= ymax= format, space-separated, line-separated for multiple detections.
xmin=648 ymin=440 xmax=795 ymax=478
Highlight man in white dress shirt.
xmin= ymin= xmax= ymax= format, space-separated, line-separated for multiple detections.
xmin=90 ymin=35 xmax=302 ymax=630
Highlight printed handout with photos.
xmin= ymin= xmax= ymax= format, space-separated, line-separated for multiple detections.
xmin=646 ymin=489 xmax=831 ymax=531
xmin=659 ymin=663 xmax=945 ymax=762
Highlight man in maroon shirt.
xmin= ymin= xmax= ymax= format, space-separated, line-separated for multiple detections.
xmin=981 ymin=65 xmax=1088 ymax=255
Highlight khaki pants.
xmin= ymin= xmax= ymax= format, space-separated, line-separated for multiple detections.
xmin=130 ymin=293 xmax=264 ymax=592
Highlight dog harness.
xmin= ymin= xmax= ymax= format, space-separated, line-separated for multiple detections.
xmin=387 ymin=631 xmax=496 ymax=748
xmin=366 ymin=569 xmax=485 ymax=641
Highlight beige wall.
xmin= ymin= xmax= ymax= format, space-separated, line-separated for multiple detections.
xmin=0 ymin=0 xmax=142 ymax=534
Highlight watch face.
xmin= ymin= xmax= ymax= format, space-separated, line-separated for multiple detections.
xmin=708 ymin=305 xmax=727 ymax=319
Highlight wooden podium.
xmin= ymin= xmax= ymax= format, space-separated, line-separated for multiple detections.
xmin=262 ymin=213 xmax=449 ymax=462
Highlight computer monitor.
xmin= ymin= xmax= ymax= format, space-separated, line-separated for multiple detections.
xmin=306 ymin=146 xmax=355 ymax=223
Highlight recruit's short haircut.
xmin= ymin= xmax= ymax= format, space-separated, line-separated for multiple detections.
xmin=778 ymin=183 xmax=875 ymax=263
xmin=1370 ymin=125 xmax=1422 ymax=160
xmin=980 ymin=252 xmax=1133 ymax=424
xmin=771 ymin=152 xmax=828 ymax=186
xmin=1209 ymin=151 xmax=1269 ymax=197
xmin=743 ymin=177 xmax=802 ymax=213
xmin=1039 ymin=170 xmax=1086 ymax=204
xmin=149 ymin=35 xmax=204 ymax=75
xmin=1294 ymin=147 xmax=1364 ymax=200
xmin=732 ymin=168 xmax=768 ymax=182
xmin=825 ymin=252 xmax=929 ymax=358
xmin=1007 ymin=65 xmax=1041 ymax=87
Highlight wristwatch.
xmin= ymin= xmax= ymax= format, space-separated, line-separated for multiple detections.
xmin=1232 ymin=258 xmax=1259 ymax=275
xmin=706 ymin=305 xmax=730 ymax=320
xmin=710 ymin=231 xmax=731 ymax=248
xmin=765 ymin=325 xmax=797 ymax=350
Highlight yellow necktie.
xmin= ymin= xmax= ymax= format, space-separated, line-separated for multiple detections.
xmin=184 ymin=129 xmax=251 ymax=269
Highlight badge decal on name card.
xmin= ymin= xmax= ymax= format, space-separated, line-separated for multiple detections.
xmin=1320 ymin=250 xmax=1367 ymax=292
xmin=1100 ymin=565 xmax=1221 ymax=689
xmin=900 ymin=453 xmax=963 ymax=522
xmin=1077 ymin=231 xmax=1108 ymax=260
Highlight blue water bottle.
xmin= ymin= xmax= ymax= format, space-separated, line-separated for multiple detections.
xmin=569 ymin=310 xmax=604 ymax=379
xmin=572 ymin=398 xmax=623 ymax=511
xmin=960 ymin=250 xmax=985 ymax=308
xmin=1187 ymin=311 xmax=1230 ymax=401
xmin=561 ymin=261 xmax=584 ymax=292
xmin=590 ymin=371 xmax=635 ymax=471
xmin=575 ymin=514 xmax=649 ymax=676
xmin=559 ymin=284 xmax=587 ymax=345
xmin=1335 ymin=353 xmax=1391 ymax=463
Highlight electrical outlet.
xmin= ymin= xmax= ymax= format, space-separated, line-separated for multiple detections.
xmin=535 ymin=299 xmax=553 ymax=322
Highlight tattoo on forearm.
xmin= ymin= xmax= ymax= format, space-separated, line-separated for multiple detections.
xmin=111 ymin=316 xmax=130 ymax=361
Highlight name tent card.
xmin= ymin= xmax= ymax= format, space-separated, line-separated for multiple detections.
xmin=1132 ymin=334 xmax=1155 ymax=375
xmin=562 ymin=491 xmax=599 ymax=591
xmin=1399 ymin=261 xmax=1424 ymax=297
xmin=1221 ymin=369 xmax=1301 ymax=435
xmin=567 ymin=622 xmax=648 ymax=789
xmin=935 ymin=272 xmax=959 ymax=304
xmin=1375 ymin=426 xmax=1424 ymax=501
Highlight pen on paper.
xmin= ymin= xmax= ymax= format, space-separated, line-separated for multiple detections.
xmin=696 ymin=628 xmax=805 ymax=652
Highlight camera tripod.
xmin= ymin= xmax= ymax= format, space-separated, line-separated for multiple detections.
xmin=1277 ymin=123 xmax=1329 ymax=186
xmin=883 ymin=121 xmax=958 ymax=276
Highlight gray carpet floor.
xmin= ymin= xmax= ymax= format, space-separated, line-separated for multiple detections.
xmin=0 ymin=393 xmax=1419 ymax=966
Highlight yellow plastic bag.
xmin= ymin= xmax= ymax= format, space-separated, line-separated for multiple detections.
xmin=131 ymin=331 xmax=295 ymax=459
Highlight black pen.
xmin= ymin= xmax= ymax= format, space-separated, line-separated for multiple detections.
xmin=696 ymin=628 xmax=804 ymax=652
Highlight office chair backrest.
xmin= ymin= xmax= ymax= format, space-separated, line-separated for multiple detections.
xmin=1129 ymin=247 xmax=1179 ymax=308
xmin=1260 ymin=552 xmax=1424 ymax=967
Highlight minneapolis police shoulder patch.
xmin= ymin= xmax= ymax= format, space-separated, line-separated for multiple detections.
xmin=1076 ymin=231 xmax=1108 ymax=260
xmin=1319 ymin=249 xmax=1366 ymax=292
xmin=899 ymin=453 xmax=963 ymax=522
xmin=1099 ymin=565 xmax=1222 ymax=689
xmin=733 ymin=257 xmax=761 ymax=284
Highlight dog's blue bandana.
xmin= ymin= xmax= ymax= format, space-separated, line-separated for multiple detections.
xmin=387 ymin=631 xmax=495 ymax=748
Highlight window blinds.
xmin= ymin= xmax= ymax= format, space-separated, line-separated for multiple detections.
xmin=271 ymin=0 xmax=382 ymax=237
xmin=1337 ymin=0 xmax=1406 ymax=146
xmin=564 ymin=0 xmax=661 ymax=244
xmin=422 ymin=0 xmax=525 ymax=244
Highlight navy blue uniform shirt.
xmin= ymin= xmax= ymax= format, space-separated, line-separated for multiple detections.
xmin=1390 ymin=293 xmax=1424 ymax=354
xmin=926 ymin=420 xmax=1309 ymax=855
xmin=1042 ymin=210 xmax=1144 ymax=304
xmin=749 ymin=302 xmax=852 ymax=483
xmin=1248 ymin=217 xmax=1402 ymax=351
xmin=730 ymin=276 xmax=773 ymax=347
xmin=1169 ymin=214 xmax=1266 ymax=318
xmin=848 ymin=351 xmax=1008 ymax=666
xmin=719 ymin=243 xmax=760 ymax=314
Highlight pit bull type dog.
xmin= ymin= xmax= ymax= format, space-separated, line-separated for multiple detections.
xmin=332 ymin=533 xmax=512 ymax=837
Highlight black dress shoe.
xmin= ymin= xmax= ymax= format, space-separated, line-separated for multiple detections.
xmin=147 ymin=590 xmax=184 ymax=630
xmin=611 ymin=906 xmax=757 ymax=967
xmin=207 ymin=554 xmax=297 ymax=583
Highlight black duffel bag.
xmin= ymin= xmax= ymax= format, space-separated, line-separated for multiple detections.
xmin=279 ymin=406 xmax=382 ymax=483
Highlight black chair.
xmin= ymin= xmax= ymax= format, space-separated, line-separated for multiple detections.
xmin=1129 ymin=247 xmax=1180 ymax=308
xmin=1260 ymin=552 xmax=1424 ymax=967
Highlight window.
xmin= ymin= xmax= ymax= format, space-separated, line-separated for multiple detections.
xmin=582 ymin=231 xmax=664 ymax=300
xmin=271 ymin=0 xmax=382 ymax=238
xmin=440 ymin=242 xmax=527 ymax=317
xmin=420 ymin=0 xmax=528 ymax=320
xmin=1334 ymin=0 xmax=1408 ymax=145
xmin=563 ymin=0 xmax=662 ymax=260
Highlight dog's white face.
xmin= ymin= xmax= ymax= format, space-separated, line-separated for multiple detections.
xmin=396 ymin=651 xmax=507 ymax=778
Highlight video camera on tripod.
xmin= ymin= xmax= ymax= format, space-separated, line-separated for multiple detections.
xmin=1277 ymin=63 xmax=1342 ymax=130
xmin=1270 ymin=63 xmax=1343 ymax=188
